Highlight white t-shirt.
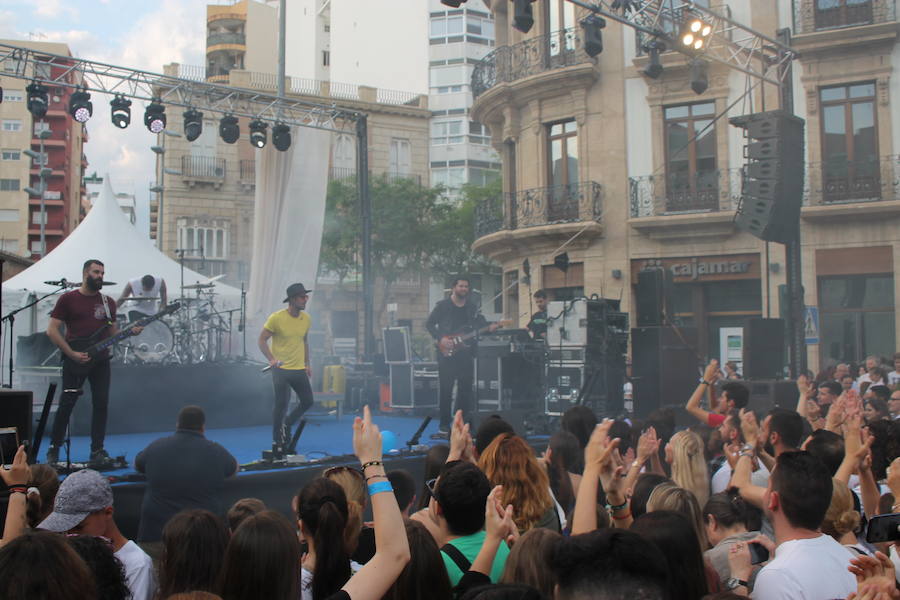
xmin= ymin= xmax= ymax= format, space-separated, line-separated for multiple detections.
xmin=753 ymin=535 xmax=856 ymax=600
xmin=115 ymin=540 xmax=157 ymax=600
xmin=888 ymin=370 xmax=900 ymax=386
xmin=711 ymin=460 xmax=771 ymax=495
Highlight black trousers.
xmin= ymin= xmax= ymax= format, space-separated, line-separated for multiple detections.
xmin=438 ymin=351 xmax=475 ymax=429
xmin=272 ymin=368 xmax=314 ymax=444
xmin=51 ymin=358 xmax=111 ymax=452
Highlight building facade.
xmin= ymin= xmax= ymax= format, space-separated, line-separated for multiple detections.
xmin=0 ymin=40 xmax=87 ymax=259
xmin=471 ymin=0 xmax=900 ymax=370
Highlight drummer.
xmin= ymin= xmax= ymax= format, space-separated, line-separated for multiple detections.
xmin=117 ymin=274 xmax=168 ymax=322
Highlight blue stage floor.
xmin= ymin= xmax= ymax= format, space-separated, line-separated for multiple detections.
xmin=57 ymin=411 xmax=443 ymax=477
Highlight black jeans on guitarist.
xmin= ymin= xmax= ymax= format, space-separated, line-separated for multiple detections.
xmin=438 ymin=350 xmax=475 ymax=430
xmin=272 ymin=367 xmax=314 ymax=446
xmin=50 ymin=358 xmax=111 ymax=452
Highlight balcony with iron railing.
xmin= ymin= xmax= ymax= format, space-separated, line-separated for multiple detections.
xmin=181 ymin=156 xmax=226 ymax=181
xmin=793 ymin=0 xmax=895 ymax=34
xmin=473 ymin=182 xmax=602 ymax=254
xmin=802 ymin=156 xmax=900 ymax=220
xmin=471 ymin=28 xmax=593 ymax=99
xmin=239 ymin=159 xmax=255 ymax=182
xmin=207 ymin=32 xmax=246 ymax=47
xmin=628 ymin=169 xmax=743 ymax=240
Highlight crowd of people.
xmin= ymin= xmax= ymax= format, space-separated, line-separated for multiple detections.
xmin=1 ymin=352 xmax=900 ymax=600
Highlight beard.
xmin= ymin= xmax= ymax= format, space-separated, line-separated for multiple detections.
xmin=86 ymin=276 xmax=103 ymax=291
xmin=764 ymin=440 xmax=775 ymax=456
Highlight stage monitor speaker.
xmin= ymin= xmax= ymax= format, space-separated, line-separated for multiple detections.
xmin=631 ymin=326 xmax=698 ymax=418
xmin=0 ymin=390 xmax=32 ymax=459
xmin=635 ymin=268 xmax=672 ymax=326
xmin=743 ymin=318 xmax=785 ymax=379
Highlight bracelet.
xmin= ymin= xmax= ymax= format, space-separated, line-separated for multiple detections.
xmin=612 ymin=511 xmax=632 ymax=520
xmin=365 ymin=474 xmax=388 ymax=482
xmin=891 ymin=503 xmax=900 ymax=513
xmin=606 ymin=499 xmax=628 ymax=512
xmin=367 ymin=481 xmax=393 ymax=496
xmin=7 ymin=485 xmax=27 ymax=495
xmin=361 ymin=460 xmax=383 ymax=470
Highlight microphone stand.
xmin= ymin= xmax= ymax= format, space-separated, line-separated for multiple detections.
xmin=0 ymin=282 xmax=68 ymax=388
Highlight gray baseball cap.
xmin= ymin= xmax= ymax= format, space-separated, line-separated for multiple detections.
xmin=37 ymin=468 xmax=113 ymax=533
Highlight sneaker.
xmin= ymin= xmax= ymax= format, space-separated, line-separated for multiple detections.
xmin=89 ymin=448 xmax=113 ymax=468
xmin=45 ymin=445 xmax=59 ymax=464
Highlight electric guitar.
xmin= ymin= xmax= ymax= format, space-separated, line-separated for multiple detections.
xmin=438 ymin=319 xmax=512 ymax=357
xmin=63 ymin=302 xmax=181 ymax=374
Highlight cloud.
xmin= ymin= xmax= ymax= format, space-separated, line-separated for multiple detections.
xmin=33 ymin=0 xmax=78 ymax=21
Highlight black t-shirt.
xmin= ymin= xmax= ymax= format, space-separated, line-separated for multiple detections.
xmin=527 ymin=309 xmax=548 ymax=340
xmin=448 ymin=303 xmax=470 ymax=334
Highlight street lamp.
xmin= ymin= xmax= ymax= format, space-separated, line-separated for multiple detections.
xmin=23 ymin=127 xmax=52 ymax=257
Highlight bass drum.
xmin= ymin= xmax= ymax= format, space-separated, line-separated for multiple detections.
xmin=132 ymin=318 xmax=174 ymax=363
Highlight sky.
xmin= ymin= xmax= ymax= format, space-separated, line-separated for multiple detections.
xmin=0 ymin=0 xmax=210 ymax=222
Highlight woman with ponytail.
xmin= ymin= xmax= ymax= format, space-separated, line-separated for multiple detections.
xmin=665 ymin=430 xmax=710 ymax=508
xmin=703 ymin=487 xmax=763 ymax=587
xmin=297 ymin=478 xmax=353 ymax=600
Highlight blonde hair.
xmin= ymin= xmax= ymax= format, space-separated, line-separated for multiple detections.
xmin=669 ymin=430 xmax=710 ymax=508
xmin=647 ymin=484 xmax=710 ymax=549
xmin=821 ymin=477 xmax=860 ymax=540
xmin=323 ymin=468 xmax=366 ymax=555
xmin=478 ymin=434 xmax=553 ymax=532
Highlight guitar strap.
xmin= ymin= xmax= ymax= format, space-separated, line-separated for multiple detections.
xmin=100 ymin=293 xmax=112 ymax=324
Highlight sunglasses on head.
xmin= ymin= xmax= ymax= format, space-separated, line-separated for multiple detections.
xmin=323 ymin=465 xmax=363 ymax=480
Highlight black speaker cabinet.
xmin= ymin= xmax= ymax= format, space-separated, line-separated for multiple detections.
xmin=743 ymin=318 xmax=785 ymax=380
xmin=635 ymin=268 xmax=672 ymax=326
xmin=0 ymin=390 xmax=33 ymax=455
xmin=475 ymin=354 xmax=542 ymax=412
xmin=631 ymin=326 xmax=698 ymax=418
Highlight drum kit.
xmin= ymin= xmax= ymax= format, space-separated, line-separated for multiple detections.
xmin=114 ymin=276 xmax=242 ymax=366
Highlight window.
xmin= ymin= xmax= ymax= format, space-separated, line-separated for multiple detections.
xmin=469 ymin=121 xmax=491 ymax=145
xmin=0 ymin=179 xmax=20 ymax=192
xmin=176 ymin=218 xmax=229 ymax=260
xmin=2 ymin=90 xmax=23 ymax=102
xmin=434 ymin=85 xmax=464 ymax=94
xmin=431 ymin=16 xmax=464 ymax=38
xmin=33 ymin=121 xmax=50 ymax=135
xmin=3 ymin=58 xmax=22 ymax=73
xmin=31 ymin=211 xmax=47 ymax=225
xmin=432 ymin=167 xmax=466 ymax=190
xmin=430 ymin=65 xmax=466 ymax=88
xmin=546 ymin=0 xmax=576 ymax=55
xmin=33 ymin=60 xmax=51 ymax=79
xmin=431 ymin=120 xmax=464 ymax=145
xmin=664 ymin=102 xmax=718 ymax=212
xmin=324 ymin=23 xmax=331 ymax=32
xmin=332 ymin=133 xmax=356 ymax=173
xmin=0 ymin=210 xmax=18 ymax=222
xmin=466 ymin=16 xmax=495 ymax=40
xmin=389 ymin=139 xmax=411 ymax=176
xmin=819 ymin=82 xmax=878 ymax=202
xmin=30 ymin=240 xmax=45 ymax=255
xmin=819 ymin=274 xmax=894 ymax=365
xmin=0 ymin=240 xmax=19 ymax=253
xmin=2 ymin=120 xmax=22 ymax=132
xmin=815 ymin=0 xmax=873 ymax=30
xmin=469 ymin=168 xmax=499 ymax=186
xmin=548 ymin=120 xmax=579 ymax=188
xmin=30 ymin=152 xmax=48 ymax=167
xmin=542 ymin=262 xmax=584 ymax=301
xmin=1 ymin=150 xmax=20 ymax=161
xmin=322 ymin=50 xmax=330 ymax=67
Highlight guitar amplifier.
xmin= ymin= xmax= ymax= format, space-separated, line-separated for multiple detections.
xmin=389 ymin=364 xmax=439 ymax=409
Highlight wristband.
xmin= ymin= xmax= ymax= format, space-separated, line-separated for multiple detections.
xmin=361 ymin=460 xmax=383 ymax=470
xmin=365 ymin=474 xmax=388 ymax=482
xmin=367 ymin=481 xmax=393 ymax=496
xmin=612 ymin=511 xmax=632 ymax=520
xmin=7 ymin=485 xmax=27 ymax=495
xmin=606 ymin=499 xmax=628 ymax=512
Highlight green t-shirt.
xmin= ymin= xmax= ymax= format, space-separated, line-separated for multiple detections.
xmin=440 ymin=530 xmax=510 ymax=586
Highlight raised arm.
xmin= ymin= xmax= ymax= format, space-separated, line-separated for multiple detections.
xmin=116 ymin=284 xmax=132 ymax=309
xmin=685 ymin=360 xmax=720 ymax=426
xmin=572 ymin=420 xmax=622 ymax=535
xmin=796 ymin=374 xmax=810 ymax=419
xmin=341 ymin=406 xmax=411 ymax=600
xmin=0 ymin=445 xmax=30 ymax=547
xmin=159 ymin=280 xmax=167 ymax=307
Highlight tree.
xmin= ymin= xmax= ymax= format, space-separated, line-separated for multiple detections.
xmin=429 ymin=177 xmax=502 ymax=279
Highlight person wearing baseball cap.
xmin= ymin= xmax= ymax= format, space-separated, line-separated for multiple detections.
xmin=258 ymin=282 xmax=315 ymax=452
xmin=38 ymin=469 xmax=157 ymax=600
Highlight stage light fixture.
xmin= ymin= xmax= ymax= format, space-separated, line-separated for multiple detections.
xmin=144 ymin=100 xmax=167 ymax=133
xmin=690 ymin=58 xmax=709 ymax=95
xmin=581 ymin=14 xmax=606 ymax=58
xmin=183 ymin=108 xmax=203 ymax=142
xmin=110 ymin=95 xmax=132 ymax=129
xmin=440 ymin=0 xmax=466 ymax=6
xmin=219 ymin=115 xmax=240 ymax=144
xmin=512 ymin=0 xmax=535 ymax=33
xmin=249 ymin=119 xmax=268 ymax=148
xmin=643 ymin=41 xmax=665 ymax=79
xmin=680 ymin=16 xmax=712 ymax=52
xmin=272 ymin=122 xmax=291 ymax=151
xmin=68 ymin=88 xmax=93 ymax=123
xmin=26 ymin=82 xmax=49 ymax=119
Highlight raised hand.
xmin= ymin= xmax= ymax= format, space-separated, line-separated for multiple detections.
xmin=353 ymin=405 xmax=382 ymax=466
xmin=0 ymin=445 xmax=29 ymax=487
xmin=448 ymin=410 xmax=474 ymax=463
xmin=636 ymin=426 xmax=660 ymax=464
xmin=739 ymin=408 xmax=760 ymax=448
xmin=703 ymin=359 xmax=721 ymax=384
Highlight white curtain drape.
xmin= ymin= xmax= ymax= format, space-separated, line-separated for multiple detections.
xmin=247 ymin=126 xmax=331 ymax=319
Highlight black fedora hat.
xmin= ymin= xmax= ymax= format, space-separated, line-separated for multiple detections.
xmin=283 ymin=283 xmax=312 ymax=302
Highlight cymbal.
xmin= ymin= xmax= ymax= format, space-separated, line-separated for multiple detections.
xmin=121 ymin=297 xmax=161 ymax=302
xmin=183 ymin=282 xmax=215 ymax=290
xmin=206 ymin=274 xmax=226 ymax=283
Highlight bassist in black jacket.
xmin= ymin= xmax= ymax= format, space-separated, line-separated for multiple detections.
xmin=425 ymin=277 xmax=496 ymax=437
xmin=45 ymin=259 xmax=142 ymax=466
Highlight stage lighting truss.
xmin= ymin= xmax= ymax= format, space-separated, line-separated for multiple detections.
xmin=183 ymin=108 xmax=203 ymax=142
xmin=249 ymin=119 xmax=268 ymax=148
xmin=219 ymin=114 xmax=240 ymax=144
xmin=144 ymin=100 xmax=166 ymax=133
xmin=110 ymin=95 xmax=132 ymax=129
xmin=26 ymin=81 xmax=49 ymax=119
xmin=69 ymin=88 xmax=93 ymax=123
xmin=272 ymin=123 xmax=291 ymax=152
xmin=679 ymin=14 xmax=713 ymax=53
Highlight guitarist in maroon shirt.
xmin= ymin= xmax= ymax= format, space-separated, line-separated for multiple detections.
xmin=45 ymin=259 xmax=142 ymax=466
xmin=425 ymin=277 xmax=498 ymax=438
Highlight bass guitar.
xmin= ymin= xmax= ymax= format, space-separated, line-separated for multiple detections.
xmin=438 ymin=319 xmax=512 ymax=357
xmin=63 ymin=302 xmax=181 ymax=374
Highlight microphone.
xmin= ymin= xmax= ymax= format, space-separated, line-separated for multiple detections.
xmin=101 ymin=281 xmax=117 ymax=286
xmin=44 ymin=278 xmax=67 ymax=286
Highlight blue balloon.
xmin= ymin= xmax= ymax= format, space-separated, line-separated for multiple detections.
xmin=381 ymin=430 xmax=398 ymax=453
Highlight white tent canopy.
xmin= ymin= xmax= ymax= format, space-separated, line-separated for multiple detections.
xmin=3 ymin=177 xmax=241 ymax=301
